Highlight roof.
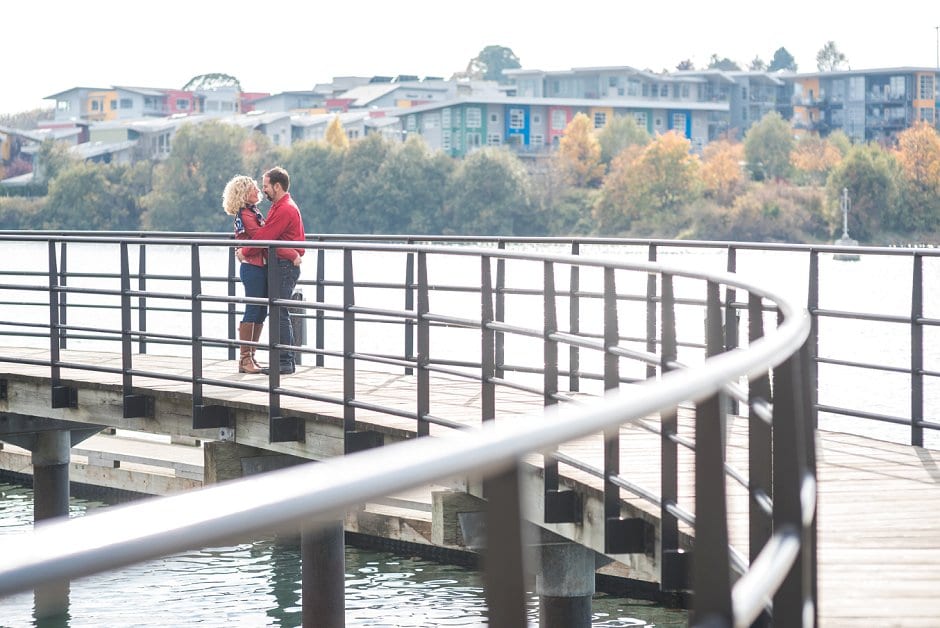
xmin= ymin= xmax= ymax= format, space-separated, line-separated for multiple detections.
xmin=112 ymin=86 xmax=169 ymax=96
xmin=70 ymin=139 xmax=138 ymax=159
xmin=394 ymin=94 xmax=730 ymax=116
xmin=339 ymin=82 xmax=450 ymax=107
xmin=289 ymin=111 xmax=371 ymax=128
xmin=44 ymin=87 xmax=108 ymax=100
xmin=791 ymin=66 xmax=940 ymax=79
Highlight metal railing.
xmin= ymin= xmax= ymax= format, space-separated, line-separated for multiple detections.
xmin=0 ymin=232 xmax=817 ymax=626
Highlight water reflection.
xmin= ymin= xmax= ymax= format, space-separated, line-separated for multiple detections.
xmin=0 ymin=481 xmax=686 ymax=626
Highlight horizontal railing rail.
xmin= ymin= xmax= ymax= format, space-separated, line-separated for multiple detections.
xmin=0 ymin=232 xmax=819 ymax=626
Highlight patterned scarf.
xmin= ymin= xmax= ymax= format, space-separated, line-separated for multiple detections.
xmin=234 ymin=204 xmax=265 ymax=235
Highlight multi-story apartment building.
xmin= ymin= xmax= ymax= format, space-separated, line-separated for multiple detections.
xmin=790 ymin=67 xmax=938 ymax=142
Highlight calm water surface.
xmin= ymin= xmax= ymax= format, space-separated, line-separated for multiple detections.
xmin=0 ymin=481 xmax=687 ymax=627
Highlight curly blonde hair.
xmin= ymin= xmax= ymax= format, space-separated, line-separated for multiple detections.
xmin=222 ymin=175 xmax=260 ymax=216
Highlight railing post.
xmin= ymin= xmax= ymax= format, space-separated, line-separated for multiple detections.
xmin=495 ymin=241 xmax=506 ymax=379
xmin=568 ymin=242 xmax=580 ymax=392
xmin=137 ymin=242 xmax=147 ymax=354
xmin=315 ymin=248 xmax=326 ymax=368
xmin=227 ymin=246 xmax=237 ymax=362
xmin=417 ymin=252 xmax=431 ymax=435
xmin=480 ymin=255 xmax=495 ymax=424
xmin=691 ymin=280 xmax=732 ymax=625
xmin=748 ymin=292 xmax=773 ymax=626
xmin=771 ymin=332 xmax=814 ymax=627
xmin=483 ymin=462 xmax=528 ymax=628
xmin=659 ymin=273 xmax=686 ymax=590
xmin=120 ymin=242 xmax=151 ymax=419
xmin=343 ymin=248 xmax=356 ymax=441
xmin=725 ymin=245 xmax=739 ymax=415
xmin=911 ymin=252 xmax=924 ymax=447
xmin=646 ymin=243 xmax=658 ymax=380
xmin=48 ymin=241 xmax=75 ymax=409
xmin=602 ymin=267 xmax=624 ymax=553
xmin=404 ymin=249 xmax=415 ymax=376
xmin=58 ymin=241 xmax=67 ymax=350
xmin=191 ymin=244 xmax=206 ymax=410
xmin=807 ymin=250 xmax=819 ymax=428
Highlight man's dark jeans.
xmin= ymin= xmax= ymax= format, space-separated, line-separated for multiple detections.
xmin=274 ymin=259 xmax=301 ymax=368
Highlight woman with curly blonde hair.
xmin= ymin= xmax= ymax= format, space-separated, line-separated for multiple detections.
xmin=222 ymin=174 xmax=298 ymax=373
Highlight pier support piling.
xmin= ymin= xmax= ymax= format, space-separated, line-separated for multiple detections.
xmin=536 ymin=540 xmax=595 ymax=628
xmin=302 ymin=520 xmax=345 ymax=628
xmin=31 ymin=429 xmax=72 ymax=623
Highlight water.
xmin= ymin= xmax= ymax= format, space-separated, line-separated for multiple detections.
xmin=0 ymin=481 xmax=687 ymax=627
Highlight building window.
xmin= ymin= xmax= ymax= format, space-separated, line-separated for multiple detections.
xmin=422 ymin=114 xmax=439 ymax=130
xmin=531 ymin=134 xmax=544 ymax=147
xmin=121 ymin=98 xmax=132 ymax=109
xmin=919 ymin=107 xmax=935 ymax=123
xmin=467 ymin=132 xmax=482 ymax=147
xmin=551 ymin=109 xmax=567 ymax=130
xmin=407 ymin=115 xmax=417 ymax=131
xmin=91 ymin=100 xmax=100 ymax=111
xmin=489 ymin=112 xmax=499 ymax=124
xmin=487 ymin=133 xmax=501 ymax=145
xmin=454 ymin=132 xmax=462 ymax=150
xmin=672 ymin=113 xmax=687 ymax=133
xmin=442 ymin=130 xmax=452 ymax=150
xmin=442 ymin=108 xmax=452 ymax=128
xmin=593 ymin=111 xmax=607 ymax=128
xmin=681 ymin=85 xmax=690 ymax=98
xmin=176 ymin=99 xmax=190 ymax=110
xmin=110 ymin=100 xmax=118 ymax=110
xmin=532 ymin=113 xmax=541 ymax=125
xmin=509 ymin=108 xmax=525 ymax=129
xmin=633 ymin=112 xmax=647 ymax=127
xmin=920 ymin=75 xmax=935 ymax=100
xmin=466 ymin=107 xmax=482 ymax=128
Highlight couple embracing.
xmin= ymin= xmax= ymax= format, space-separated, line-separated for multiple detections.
xmin=222 ymin=167 xmax=305 ymax=375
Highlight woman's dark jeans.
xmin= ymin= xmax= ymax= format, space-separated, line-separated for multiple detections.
xmin=240 ymin=262 xmax=268 ymax=324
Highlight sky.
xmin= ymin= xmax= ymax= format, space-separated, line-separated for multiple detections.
xmin=4 ymin=0 xmax=940 ymax=117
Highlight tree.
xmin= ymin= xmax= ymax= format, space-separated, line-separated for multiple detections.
xmin=768 ymin=47 xmax=798 ymax=72
xmin=281 ymin=140 xmax=345 ymax=232
xmin=141 ymin=121 xmax=249 ymax=231
xmin=892 ymin=122 xmax=940 ymax=232
xmin=45 ymin=162 xmax=148 ymax=230
xmin=182 ymin=73 xmax=241 ymax=91
xmin=816 ymin=41 xmax=849 ymax=71
xmin=556 ymin=112 xmax=604 ymax=187
xmin=791 ymin=134 xmax=843 ymax=185
xmin=325 ymin=116 xmax=349 ymax=150
xmin=443 ymin=147 xmax=535 ymax=235
xmin=676 ymin=59 xmax=695 ymax=71
xmin=748 ymin=57 xmax=767 ymax=71
xmin=594 ymin=131 xmax=701 ymax=235
xmin=597 ymin=115 xmax=650 ymax=165
xmin=34 ymin=139 xmax=77 ymax=182
xmin=700 ymin=139 xmax=746 ymax=205
xmin=466 ymin=45 xmax=521 ymax=83
xmin=825 ymin=143 xmax=899 ymax=240
xmin=331 ymin=133 xmax=394 ymax=232
xmin=707 ymin=54 xmax=741 ymax=71
xmin=743 ymin=112 xmax=795 ymax=181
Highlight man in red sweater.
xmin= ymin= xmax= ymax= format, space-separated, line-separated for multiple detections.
xmin=238 ymin=166 xmax=305 ymax=374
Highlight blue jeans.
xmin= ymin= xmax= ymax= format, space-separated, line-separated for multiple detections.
xmin=274 ymin=259 xmax=301 ymax=366
xmin=240 ymin=263 xmax=267 ymax=323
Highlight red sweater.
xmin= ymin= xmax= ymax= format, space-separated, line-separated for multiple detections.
xmin=234 ymin=205 xmax=267 ymax=267
xmin=239 ymin=193 xmax=305 ymax=261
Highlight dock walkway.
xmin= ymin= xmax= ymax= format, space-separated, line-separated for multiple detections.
xmin=1 ymin=347 xmax=939 ymax=626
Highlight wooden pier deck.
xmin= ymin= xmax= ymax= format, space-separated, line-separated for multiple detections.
xmin=1 ymin=347 xmax=939 ymax=626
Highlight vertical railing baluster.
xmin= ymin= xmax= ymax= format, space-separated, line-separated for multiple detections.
xmin=120 ymin=243 xmax=133 ymax=401
xmin=343 ymin=249 xmax=356 ymax=439
xmin=404 ymin=250 xmax=415 ymax=376
xmin=807 ymin=250 xmax=819 ymax=428
xmin=191 ymin=244 xmax=205 ymax=411
xmin=483 ymin=463 xmax=528 ymax=628
xmin=602 ymin=267 xmax=621 ymax=552
xmin=138 ymin=243 xmax=147 ymax=354
xmin=798 ymin=340 xmax=819 ymax=628
xmin=315 ymin=248 xmax=325 ymax=367
xmin=659 ymin=273 xmax=684 ymax=590
xmin=58 ymin=241 xmax=67 ymax=350
xmin=568 ymin=242 xmax=580 ymax=392
xmin=646 ymin=243 xmax=658 ymax=380
xmin=48 ymin=241 xmax=61 ymax=384
xmin=267 ymin=247 xmax=283 ymax=436
xmin=480 ymin=255 xmax=495 ymax=424
xmin=748 ymin=292 xmax=773 ymax=624
xmin=725 ymin=246 xmax=738 ymax=415
xmin=911 ymin=253 xmax=924 ymax=447
xmin=543 ymin=261 xmax=560 ymax=495
xmin=771 ymin=328 xmax=812 ymax=627
xmin=417 ymin=252 xmax=430 ymax=435
xmin=227 ymin=246 xmax=237 ymax=362
xmin=692 ymin=280 xmax=732 ymax=625
xmin=495 ymin=241 xmax=506 ymax=379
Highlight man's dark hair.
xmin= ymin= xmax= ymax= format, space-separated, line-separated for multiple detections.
xmin=265 ymin=166 xmax=290 ymax=191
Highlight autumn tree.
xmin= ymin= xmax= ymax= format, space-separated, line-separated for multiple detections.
xmin=892 ymin=122 xmax=940 ymax=232
xmin=556 ymin=112 xmax=604 ymax=187
xmin=791 ymin=134 xmax=843 ymax=185
xmin=594 ymin=131 xmax=701 ymax=235
xmin=597 ymin=114 xmax=650 ymax=165
xmin=325 ymin=116 xmax=349 ymax=150
xmin=743 ymin=111 xmax=795 ymax=181
xmin=700 ymin=139 xmax=746 ymax=205
xmin=816 ymin=41 xmax=849 ymax=71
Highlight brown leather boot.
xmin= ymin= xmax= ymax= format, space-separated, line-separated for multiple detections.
xmin=250 ymin=321 xmax=264 ymax=370
xmin=238 ymin=322 xmax=261 ymax=373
